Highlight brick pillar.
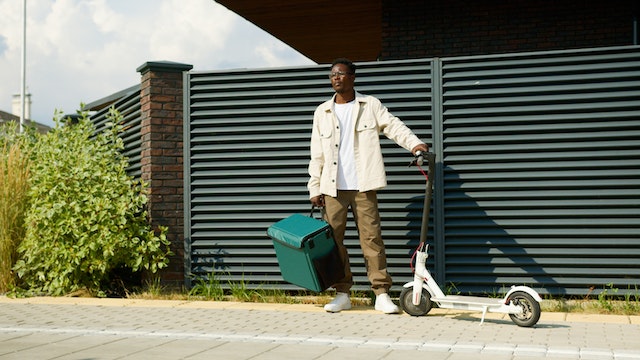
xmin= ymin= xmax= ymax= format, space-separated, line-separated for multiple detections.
xmin=136 ymin=61 xmax=193 ymax=287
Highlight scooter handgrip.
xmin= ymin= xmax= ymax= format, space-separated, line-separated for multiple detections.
xmin=414 ymin=150 xmax=424 ymax=166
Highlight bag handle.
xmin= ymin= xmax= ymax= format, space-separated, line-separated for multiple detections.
xmin=310 ymin=205 xmax=326 ymax=220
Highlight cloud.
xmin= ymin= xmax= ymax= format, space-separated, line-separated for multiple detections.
xmin=0 ymin=35 xmax=7 ymax=57
xmin=0 ymin=0 xmax=313 ymax=126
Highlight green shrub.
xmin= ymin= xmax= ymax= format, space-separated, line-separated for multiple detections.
xmin=13 ymin=108 xmax=171 ymax=296
xmin=0 ymin=132 xmax=30 ymax=293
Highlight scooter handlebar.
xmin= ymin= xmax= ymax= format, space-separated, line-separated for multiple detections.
xmin=410 ymin=151 xmax=435 ymax=167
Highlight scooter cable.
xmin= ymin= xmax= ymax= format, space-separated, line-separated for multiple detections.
xmin=410 ymin=248 xmax=417 ymax=273
xmin=410 ymin=242 xmax=427 ymax=273
xmin=410 ymin=163 xmax=430 ymax=274
xmin=416 ymin=163 xmax=429 ymax=181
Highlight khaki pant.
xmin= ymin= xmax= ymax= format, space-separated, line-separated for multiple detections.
xmin=324 ymin=190 xmax=392 ymax=295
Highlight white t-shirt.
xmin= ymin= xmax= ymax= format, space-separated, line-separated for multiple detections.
xmin=334 ymin=100 xmax=358 ymax=190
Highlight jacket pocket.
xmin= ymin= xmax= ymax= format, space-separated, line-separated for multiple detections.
xmin=356 ymin=119 xmax=376 ymax=132
xmin=318 ymin=120 xmax=334 ymax=138
xmin=356 ymin=123 xmax=378 ymax=138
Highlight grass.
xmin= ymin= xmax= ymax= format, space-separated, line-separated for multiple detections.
xmin=0 ymin=143 xmax=30 ymax=293
xmin=126 ymin=272 xmax=374 ymax=307
xmin=535 ymin=284 xmax=640 ymax=315
xmin=123 ymin=276 xmax=640 ymax=316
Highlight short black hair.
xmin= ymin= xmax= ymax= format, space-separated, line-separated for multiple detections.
xmin=331 ymin=58 xmax=356 ymax=74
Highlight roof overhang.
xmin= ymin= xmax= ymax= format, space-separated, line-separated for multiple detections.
xmin=215 ymin=0 xmax=382 ymax=64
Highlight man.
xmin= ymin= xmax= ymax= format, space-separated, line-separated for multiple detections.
xmin=308 ymin=58 xmax=428 ymax=314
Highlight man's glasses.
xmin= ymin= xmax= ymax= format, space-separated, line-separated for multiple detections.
xmin=328 ymin=71 xmax=353 ymax=79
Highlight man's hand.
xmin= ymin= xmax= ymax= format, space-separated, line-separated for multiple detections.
xmin=411 ymin=143 xmax=429 ymax=155
xmin=310 ymin=195 xmax=325 ymax=207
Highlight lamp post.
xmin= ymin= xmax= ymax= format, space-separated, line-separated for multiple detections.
xmin=20 ymin=0 xmax=27 ymax=133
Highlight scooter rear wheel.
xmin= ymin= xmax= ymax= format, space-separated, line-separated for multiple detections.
xmin=508 ymin=291 xmax=541 ymax=327
xmin=399 ymin=287 xmax=432 ymax=316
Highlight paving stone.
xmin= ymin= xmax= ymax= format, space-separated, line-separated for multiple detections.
xmin=0 ymin=296 xmax=639 ymax=359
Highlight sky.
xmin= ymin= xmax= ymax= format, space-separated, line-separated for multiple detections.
xmin=0 ymin=0 xmax=315 ymax=127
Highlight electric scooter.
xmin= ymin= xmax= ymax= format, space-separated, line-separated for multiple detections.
xmin=398 ymin=152 xmax=542 ymax=327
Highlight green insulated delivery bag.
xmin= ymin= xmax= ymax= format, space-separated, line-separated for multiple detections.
xmin=267 ymin=213 xmax=344 ymax=292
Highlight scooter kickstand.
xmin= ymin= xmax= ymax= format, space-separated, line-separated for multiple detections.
xmin=480 ymin=306 xmax=488 ymax=326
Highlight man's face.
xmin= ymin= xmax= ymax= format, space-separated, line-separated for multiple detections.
xmin=329 ymin=64 xmax=355 ymax=94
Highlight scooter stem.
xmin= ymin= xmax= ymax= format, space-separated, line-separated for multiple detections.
xmin=419 ymin=153 xmax=436 ymax=246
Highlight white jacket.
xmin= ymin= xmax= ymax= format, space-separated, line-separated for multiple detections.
xmin=308 ymin=92 xmax=424 ymax=198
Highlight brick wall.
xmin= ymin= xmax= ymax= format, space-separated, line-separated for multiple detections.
xmin=381 ymin=0 xmax=638 ymax=59
xmin=136 ymin=61 xmax=193 ymax=286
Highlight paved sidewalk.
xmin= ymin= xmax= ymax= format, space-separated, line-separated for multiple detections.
xmin=1 ymin=296 xmax=640 ymax=360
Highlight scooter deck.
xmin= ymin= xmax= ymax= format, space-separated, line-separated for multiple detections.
xmin=432 ymin=296 xmax=505 ymax=307
xmin=431 ymin=295 xmax=517 ymax=325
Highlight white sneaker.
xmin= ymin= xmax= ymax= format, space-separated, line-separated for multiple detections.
xmin=375 ymin=293 xmax=400 ymax=314
xmin=324 ymin=292 xmax=351 ymax=312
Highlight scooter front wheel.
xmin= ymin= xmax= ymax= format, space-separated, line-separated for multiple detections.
xmin=508 ymin=291 xmax=541 ymax=327
xmin=399 ymin=287 xmax=432 ymax=316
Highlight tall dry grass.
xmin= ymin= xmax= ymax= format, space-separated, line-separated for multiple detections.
xmin=0 ymin=143 xmax=30 ymax=293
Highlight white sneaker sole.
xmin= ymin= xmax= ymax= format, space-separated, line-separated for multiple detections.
xmin=324 ymin=304 xmax=351 ymax=312
xmin=375 ymin=306 xmax=400 ymax=314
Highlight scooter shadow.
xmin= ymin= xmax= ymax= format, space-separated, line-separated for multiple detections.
xmin=422 ymin=309 xmax=569 ymax=329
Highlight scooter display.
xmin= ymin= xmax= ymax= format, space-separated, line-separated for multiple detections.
xmin=398 ymin=152 xmax=542 ymax=327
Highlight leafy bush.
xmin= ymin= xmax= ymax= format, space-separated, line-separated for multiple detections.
xmin=0 ymin=130 xmax=30 ymax=293
xmin=13 ymin=109 xmax=171 ymax=296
